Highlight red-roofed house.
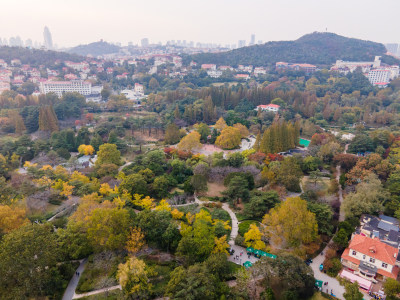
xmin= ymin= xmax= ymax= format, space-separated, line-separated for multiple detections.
xmin=201 ymin=64 xmax=216 ymax=70
xmin=255 ymin=104 xmax=280 ymax=113
xmin=341 ymin=234 xmax=400 ymax=282
xmin=235 ymin=74 xmax=250 ymax=80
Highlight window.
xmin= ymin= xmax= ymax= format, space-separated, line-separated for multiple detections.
xmin=363 ymin=255 xmax=366 ymax=260
xmin=382 ymin=263 xmax=388 ymax=268
xmin=352 ymin=251 xmax=357 ymax=256
xmin=370 ymin=258 xmax=375 ymax=263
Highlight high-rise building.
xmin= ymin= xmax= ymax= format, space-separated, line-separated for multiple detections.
xmin=43 ymin=26 xmax=53 ymax=49
xmin=238 ymin=40 xmax=246 ymax=48
xmin=141 ymin=38 xmax=149 ymax=47
xmin=385 ymin=43 xmax=400 ymax=56
xmin=250 ymin=34 xmax=255 ymax=46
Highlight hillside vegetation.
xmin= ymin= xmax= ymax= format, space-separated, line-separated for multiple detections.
xmin=191 ymin=32 xmax=399 ymax=66
xmin=0 ymin=46 xmax=84 ymax=67
xmin=68 ymin=41 xmax=120 ymax=56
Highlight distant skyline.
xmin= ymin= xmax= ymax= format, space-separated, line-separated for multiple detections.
xmin=1 ymin=0 xmax=400 ymax=48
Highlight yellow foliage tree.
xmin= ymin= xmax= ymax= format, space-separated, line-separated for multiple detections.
xmin=195 ymin=209 xmax=212 ymax=223
xmin=155 ymin=199 xmax=171 ymax=212
xmin=40 ymin=165 xmax=53 ymax=171
xmin=99 ymin=183 xmax=114 ymax=195
xmin=244 ymin=224 xmax=266 ymax=250
xmin=177 ymin=131 xmax=202 ymax=151
xmin=33 ymin=176 xmax=54 ymax=188
xmin=214 ymin=117 xmax=227 ymax=131
xmin=215 ymin=126 xmax=241 ymax=150
xmin=262 ymin=197 xmax=318 ymax=248
xmin=186 ymin=212 xmax=195 ymax=225
xmin=78 ymin=144 xmax=95 ymax=155
xmin=0 ymin=205 xmax=29 ymax=234
xmin=117 ymin=257 xmax=156 ymax=297
xmin=171 ymin=208 xmax=184 ymax=220
xmin=233 ymin=123 xmax=250 ymax=138
xmin=213 ymin=220 xmax=231 ymax=231
xmin=126 ymin=227 xmax=146 ymax=255
xmin=60 ymin=182 xmax=74 ymax=197
xmin=69 ymin=171 xmax=90 ymax=184
xmin=132 ymin=194 xmax=155 ymax=210
xmin=53 ymin=165 xmax=69 ymax=181
xmin=213 ymin=235 xmax=230 ymax=255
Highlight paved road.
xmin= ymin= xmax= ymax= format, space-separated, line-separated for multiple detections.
xmin=310 ymin=250 xmax=345 ymax=299
xmin=62 ymin=259 xmax=87 ymax=300
xmin=73 ymin=285 xmax=121 ymax=299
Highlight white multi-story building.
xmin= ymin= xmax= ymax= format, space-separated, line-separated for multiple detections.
xmin=254 ymin=67 xmax=267 ymax=76
xmin=207 ymin=70 xmax=222 ymax=78
xmin=39 ymin=80 xmax=92 ymax=97
xmin=332 ymin=56 xmax=381 ymax=73
xmin=134 ymin=83 xmax=144 ymax=94
xmin=367 ymin=69 xmax=391 ymax=85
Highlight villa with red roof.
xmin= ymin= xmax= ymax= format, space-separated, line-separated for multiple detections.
xmin=341 ymin=234 xmax=400 ymax=282
xmin=255 ymin=104 xmax=280 ymax=113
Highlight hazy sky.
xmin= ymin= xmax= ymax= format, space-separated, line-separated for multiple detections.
xmin=1 ymin=0 xmax=399 ymax=47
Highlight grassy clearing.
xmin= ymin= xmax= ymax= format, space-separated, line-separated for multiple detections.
xmin=205 ymin=182 xmax=226 ymax=197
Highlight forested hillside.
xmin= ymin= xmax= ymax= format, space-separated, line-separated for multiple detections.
xmin=190 ymin=32 xmax=400 ymax=66
xmin=68 ymin=41 xmax=120 ymax=56
xmin=0 ymin=46 xmax=84 ymax=67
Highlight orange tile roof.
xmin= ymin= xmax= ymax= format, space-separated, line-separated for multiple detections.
xmin=349 ymin=235 xmax=398 ymax=265
xmin=377 ymin=266 xmax=399 ymax=279
xmin=342 ymin=248 xmax=361 ymax=265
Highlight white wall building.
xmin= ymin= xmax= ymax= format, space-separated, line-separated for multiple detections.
xmin=255 ymin=104 xmax=280 ymax=113
xmin=207 ymin=70 xmax=222 ymax=78
xmin=367 ymin=69 xmax=391 ymax=85
xmin=39 ymin=80 xmax=92 ymax=97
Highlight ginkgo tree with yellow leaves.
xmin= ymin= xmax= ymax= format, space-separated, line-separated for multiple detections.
xmin=78 ymin=144 xmax=95 ymax=156
xmin=117 ymin=257 xmax=156 ymax=298
xmin=244 ymin=223 xmax=266 ymax=250
xmin=262 ymin=197 xmax=318 ymax=249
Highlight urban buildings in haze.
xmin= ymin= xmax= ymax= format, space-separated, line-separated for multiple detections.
xmin=43 ymin=26 xmax=53 ymax=50
xmin=141 ymin=38 xmax=149 ymax=47
xmin=250 ymin=34 xmax=255 ymax=46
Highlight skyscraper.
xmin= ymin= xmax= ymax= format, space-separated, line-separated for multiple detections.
xmin=238 ymin=40 xmax=246 ymax=48
xmin=250 ymin=34 xmax=255 ymax=46
xmin=43 ymin=26 xmax=53 ymax=49
xmin=141 ymin=38 xmax=149 ymax=47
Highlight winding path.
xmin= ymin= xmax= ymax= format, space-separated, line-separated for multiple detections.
xmin=62 ymin=259 xmax=88 ymax=300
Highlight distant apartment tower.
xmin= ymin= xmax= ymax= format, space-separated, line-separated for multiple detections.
xmin=238 ymin=40 xmax=246 ymax=48
xmin=141 ymin=38 xmax=149 ymax=47
xmin=43 ymin=26 xmax=53 ymax=49
xmin=385 ymin=43 xmax=400 ymax=56
xmin=40 ymin=80 xmax=91 ymax=97
xmin=250 ymin=34 xmax=255 ymax=46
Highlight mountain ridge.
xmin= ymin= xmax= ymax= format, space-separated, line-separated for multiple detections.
xmin=190 ymin=32 xmax=400 ymax=67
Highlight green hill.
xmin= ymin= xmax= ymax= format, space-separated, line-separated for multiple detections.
xmin=191 ymin=32 xmax=399 ymax=67
xmin=0 ymin=46 xmax=84 ymax=67
xmin=68 ymin=41 xmax=120 ymax=57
